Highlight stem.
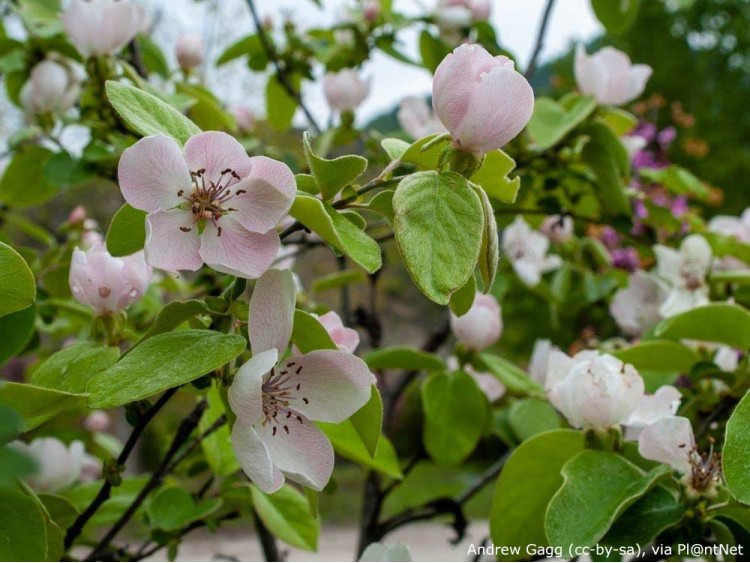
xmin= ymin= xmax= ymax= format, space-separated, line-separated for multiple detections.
xmin=254 ymin=509 xmax=282 ymax=562
xmin=338 ymin=255 xmax=352 ymax=326
xmin=86 ymin=400 xmax=209 ymax=560
xmin=244 ymin=0 xmax=321 ymax=134
xmin=64 ymin=387 xmax=178 ymax=550
xmin=524 ymin=0 xmax=557 ymax=81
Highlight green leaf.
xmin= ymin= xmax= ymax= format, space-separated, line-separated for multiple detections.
xmin=639 ymin=165 xmax=709 ymax=200
xmin=359 ymin=190 xmax=395 ymax=226
xmin=200 ymin=383 xmax=239 ymax=476
xmin=724 ymin=390 xmax=750 ymax=503
xmin=474 ymin=185 xmax=499 ymax=290
xmin=478 ymin=353 xmax=545 ymax=396
xmin=176 ymin=83 xmax=237 ymax=132
xmin=105 ymin=81 xmax=201 ymax=144
xmin=591 ymin=0 xmax=641 ymax=35
xmin=311 ymin=269 xmax=366 ymax=293
xmin=470 ymin=149 xmax=520 ymax=204
xmin=140 ymin=300 xmax=210 ymax=341
xmin=216 ymin=34 xmax=267 ymax=69
xmin=147 ymin=487 xmax=222 ymax=532
xmin=381 ymin=138 xmax=410 ymax=161
xmin=349 ymin=386 xmax=382 ymax=458
xmin=0 ymin=242 xmax=35 ymax=318
xmin=449 ymin=275 xmax=476 ymax=317
xmin=0 ymin=145 xmax=56 ymax=207
xmin=30 ymin=342 xmax=120 ymax=394
xmin=0 ymin=482 xmax=48 ymax=561
xmin=545 ymin=450 xmax=670 ymax=548
xmin=319 ymin=421 xmax=402 ymax=478
xmin=527 ymin=95 xmax=597 ymax=150
xmin=581 ymin=122 xmax=631 ymax=219
xmin=291 ymin=310 xmax=337 ymax=353
xmin=490 ymin=429 xmax=585 ymax=560
xmin=364 ymin=346 xmax=445 ymax=371
xmin=39 ymin=494 xmax=79 ymax=532
xmin=614 ymin=340 xmax=699 ymax=373
xmin=135 ymin=34 xmax=170 ymax=78
xmin=654 ymin=303 xmax=750 ymax=350
xmin=290 ymin=195 xmax=382 ymax=273
xmin=0 ymin=382 xmax=87 ymax=432
xmin=393 ymin=171 xmax=484 ymax=305
xmin=0 ymin=305 xmax=35 ymax=365
xmin=419 ymin=30 xmax=450 ymax=73
xmin=250 ymin=484 xmax=320 ymax=551
xmin=266 ymin=75 xmax=298 ymax=132
xmin=598 ymin=106 xmax=638 ymax=136
xmin=508 ymin=398 xmax=563 ymax=442
xmin=400 ymin=134 xmax=449 ymax=170
xmin=422 ymin=371 xmax=488 ymax=465
xmin=600 ymin=486 xmax=684 ymax=548
xmin=303 ymin=132 xmax=368 ymax=201
xmin=88 ymin=330 xmax=246 ymax=408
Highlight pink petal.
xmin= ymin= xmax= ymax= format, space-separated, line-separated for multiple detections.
xmin=318 ymin=311 xmax=360 ymax=353
xmin=229 ymin=349 xmax=277 ymax=427
xmin=249 ymin=269 xmax=297 ymax=355
xmin=144 ymin=209 xmax=202 ymax=272
xmin=118 ymin=135 xmax=190 ymax=213
xmin=183 ymin=131 xmax=253 ymax=181
xmin=230 ymin=156 xmax=296 ymax=233
xmin=454 ymin=64 xmax=534 ymax=153
xmin=231 ymin=423 xmax=284 ymax=493
xmin=275 ymin=350 xmax=372 ymax=423
xmin=199 ymin=216 xmax=280 ymax=279
xmin=256 ymin=414 xmax=334 ymax=491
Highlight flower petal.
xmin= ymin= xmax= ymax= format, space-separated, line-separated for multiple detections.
xmin=118 ymin=135 xmax=190 ymax=213
xmin=231 ymin=423 xmax=284 ymax=493
xmin=183 ymin=131 xmax=253 ymax=180
xmin=228 ymin=349 xmax=277 ymax=427
xmin=638 ymin=416 xmax=694 ymax=474
xmin=248 ymin=269 xmax=297 ymax=355
xmin=257 ymin=414 xmax=334 ymax=491
xmin=275 ymin=350 xmax=372 ymax=423
xmin=199 ymin=216 xmax=280 ymax=279
xmin=230 ymin=156 xmax=296 ymax=233
xmin=144 ymin=210 xmax=202 ymax=272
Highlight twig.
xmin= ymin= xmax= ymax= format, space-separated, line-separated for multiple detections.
xmin=254 ymin=509 xmax=282 ymax=562
xmin=86 ymin=400 xmax=210 ymax=560
xmin=525 ymin=0 xmax=557 ymax=81
xmin=244 ymin=0 xmax=321 ymax=134
xmin=64 ymin=388 xmax=178 ymax=550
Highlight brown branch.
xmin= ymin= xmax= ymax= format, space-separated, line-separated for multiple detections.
xmin=525 ymin=0 xmax=558 ymax=81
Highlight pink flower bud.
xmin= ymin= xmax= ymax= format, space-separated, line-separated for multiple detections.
xmin=68 ymin=206 xmax=87 ymax=224
xmin=175 ymin=34 xmax=203 ymax=70
xmin=229 ymin=105 xmax=256 ymax=133
xmin=317 ymin=311 xmax=360 ymax=353
xmin=540 ymin=215 xmax=574 ymax=244
xmin=69 ymin=243 xmax=152 ymax=316
xmin=323 ymin=69 xmax=370 ymax=112
xmin=84 ymin=410 xmax=111 ymax=432
xmin=20 ymin=58 xmax=80 ymax=115
xmin=574 ymin=45 xmax=652 ymax=106
xmin=450 ymin=292 xmax=502 ymax=350
xmin=363 ymin=0 xmax=381 ymax=23
xmin=61 ymin=0 xmax=148 ymax=58
xmin=432 ymin=44 xmax=534 ymax=154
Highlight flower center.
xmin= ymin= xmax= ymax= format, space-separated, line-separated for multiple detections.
xmin=261 ymin=361 xmax=309 ymax=437
xmin=177 ymin=168 xmax=247 ymax=236
xmin=685 ymin=442 xmax=721 ymax=492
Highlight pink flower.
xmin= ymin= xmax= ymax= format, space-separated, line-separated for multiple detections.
xmin=432 ymin=44 xmax=534 ymax=155
xmin=397 ymin=96 xmax=447 ymax=140
xmin=609 ymin=270 xmax=667 ymax=337
xmin=61 ymin=0 xmax=148 ymax=58
xmin=69 ymin=243 xmax=151 ymax=315
xmin=540 ymin=215 xmax=573 ymax=244
xmin=20 ymin=58 xmax=79 ymax=115
xmin=118 ymin=131 xmax=295 ymax=278
xmin=323 ymin=69 xmax=370 ymax=112
xmin=363 ymin=0 xmax=381 ymax=23
xmin=450 ymin=292 xmax=502 ymax=350
xmin=229 ymin=269 xmax=372 ymax=492
xmin=317 ymin=311 xmax=360 ymax=353
xmin=574 ymin=45 xmax=652 ymax=106
xmin=229 ymin=105 xmax=256 ymax=134
xmin=435 ymin=0 xmax=490 ymax=27
xmin=84 ymin=410 xmax=111 ymax=432
xmin=175 ymin=34 xmax=203 ymax=70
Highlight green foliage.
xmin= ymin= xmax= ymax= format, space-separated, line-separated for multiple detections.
xmin=393 ymin=171 xmax=484 ymax=305
xmin=291 ymin=310 xmax=337 ymax=353
xmin=0 ymin=305 xmax=36 ymax=364
xmin=581 ymin=122 xmax=631 ymax=219
xmin=419 ymin=30 xmax=450 ymax=73
xmin=591 ymin=0 xmax=641 ymax=35
xmin=0 ymin=482 xmax=49 ymax=561
xmin=349 ymin=386 xmax=383 ymax=458
xmin=146 ymin=487 xmax=222 ymax=532
xmin=478 ymin=354 xmax=544 ymax=396
xmin=88 ymin=330 xmax=246 ymax=408
xmin=507 ymin=398 xmax=563 ymax=442
xmin=303 ymin=132 xmax=368 ymax=201
xmin=448 ymin=275 xmax=476 ymax=317
xmin=199 ymin=383 xmax=239 ymax=477
xmin=0 ymin=382 xmax=87 ymax=432
xmin=527 ymin=95 xmax=597 ymax=151
xmin=140 ymin=300 xmax=210 ymax=341
xmin=105 ymin=81 xmax=201 ymax=144
xmin=266 ymin=75 xmax=298 ymax=132
xmin=723 ymin=390 xmax=750 ymax=504
xmin=614 ymin=340 xmax=699 ymax=373
xmin=0 ymin=404 xmax=36 ymax=488
xmin=250 ymin=485 xmax=320 ymax=551
xmin=0 ymin=145 xmax=56 ymax=207
xmin=364 ymin=346 xmax=444 ymax=371
xmin=475 ymin=185 xmax=499 ymax=290
xmin=319 ymin=421 xmax=402 ymax=479
xmin=654 ymin=303 xmax=750 ymax=350
xmin=30 ymin=342 xmax=120 ymax=394
xmin=471 ymin=149 xmax=520 ymax=204
xmin=600 ymin=487 xmax=684 ymax=548
xmin=0 ymin=242 xmax=36 ymax=318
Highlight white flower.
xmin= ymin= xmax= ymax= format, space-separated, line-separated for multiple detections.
xmin=61 ymin=0 xmax=148 ymax=58
xmin=528 ymin=338 xmax=559 ymax=384
xmin=449 ymin=292 xmax=502 ymax=351
xmin=397 ymin=96 xmax=447 ymax=140
xmin=323 ymin=69 xmax=370 ymax=112
xmin=574 ymin=45 xmax=652 ymax=106
xmin=540 ymin=215 xmax=574 ymax=244
xmin=708 ymin=208 xmax=750 ymax=270
xmin=714 ymin=346 xmax=739 ymax=372
xmin=638 ymin=416 xmax=694 ymax=474
xmin=11 ymin=438 xmax=99 ymax=493
xmin=610 ymin=270 xmax=667 ymax=336
xmin=359 ymin=542 xmax=412 ymax=562
xmin=545 ymin=350 xmax=645 ymax=429
xmin=654 ymin=235 xmax=712 ymax=318
xmin=502 ymin=216 xmax=562 ymax=286
xmin=20 ymin=58 xmax=80 ymax=115
xmin=625 ymin=385 xmax=681 ymax=440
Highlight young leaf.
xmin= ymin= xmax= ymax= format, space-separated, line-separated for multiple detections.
xmin=474 ymin=184 xmax=499 ymax=291
xmin=591 ymin=0 xmax=641 ymax=35
xmin=448 ymin=275 xmax=476 ymax=317
xmin=250 ymin=485 xmax=320 ymax=551
xmin=470 ymin=149 xmax=519 ymax=204
xmin=364 ymin=346 xmax=445 ymax=371
xmin=30 ymin=342 xmax=120 ymax=394
xmin=527 ymin=95 xmax=597 ymax=151
xmin=614 ymin=340 xmax=699 ymax=374
xmin=266 ymin=75 xmax=298 ymax=132
xmin=291 ymin=310 xmax=337 ymax=353
xmin=0 ymin=145 xmax=56 ymax=207
xmin=0 ymin=242 xmax=35 ymax=318
xmin=0 ymin=305 xmax=36 ymax=364
xmin=303 ymin=132 xmax=368 ymax=201
xmin=393 ymin=171 xmax=484 ymax=305
xmin=349 ymin=386 xmax=383 ymax=458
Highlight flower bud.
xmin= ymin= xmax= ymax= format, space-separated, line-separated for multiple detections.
xmin=363 ymin=0 xmax=381 ymax=23
xmin=175 ymin=34 xmax=203 ymax=70
xmin=540 ymin=215 xmax=573 ymax=244
xmin=432 ymin=44 xmax=534 ymax=155
xmin=450 ymin=292 xmax=502 ymax=351
xmin=435 ymin=0 xmax=490 ymax=27
xmin=323 ymin=69 xmax=370 ymax=112
xmin=545 ymin=350 xmax=645 ymax=429
xmin=69 ymin=243 xmax=152 ymax=316
xmin=574 ymin=45 xmax=652 ymax=106
xmin=317 ymin=311 xmax=360 ymax=353
xmin=62 ymin=0 xmax=148 ymax=58
xmin=11 ymin=438 xmax=98 ymax=493
xmin=85 ymin=410 xmax=111 ymax=432
xmin=20 ymin=58 xmax=80 ymax=115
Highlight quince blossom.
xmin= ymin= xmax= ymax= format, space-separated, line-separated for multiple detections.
xmin=502 ymin=216 xmax=562 ymax=286
xmin=654 ymin=234 xmax=712 ymax=318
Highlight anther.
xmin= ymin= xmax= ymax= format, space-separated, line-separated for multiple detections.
xmin=180 ymin=226 xmax=192 ymax=233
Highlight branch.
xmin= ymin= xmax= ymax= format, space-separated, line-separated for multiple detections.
xmin=525 ymin=0 xmax=557 ymax=81
xmin=254 ymin=508 xmax=283 ymax=562
xmin=244 ymin=0 xmax=321 ymax=134
xmin=64 ymin=387 xmax=178 ymax=550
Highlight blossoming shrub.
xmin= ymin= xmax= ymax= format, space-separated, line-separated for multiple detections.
xmin=1 ymin=0 xmax=750 ymax=561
